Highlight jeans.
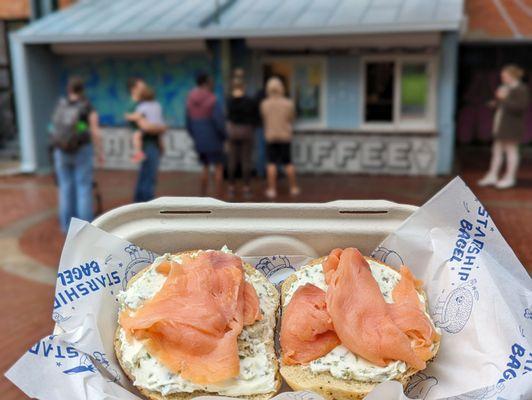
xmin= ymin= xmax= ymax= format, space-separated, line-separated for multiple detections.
xmin=54 ymin=144 xmax=94 ymax=233
xmin=134 ymin=141 xmax=160 ymax=202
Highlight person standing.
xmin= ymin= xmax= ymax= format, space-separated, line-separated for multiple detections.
xmin=226 ymin=77 xmax=258 ymax=199
xmin=478 ymin=65 xmax=530 ymax=189
xmin=126 ymin=77 xmax=143 ymax=128
xmin=50 ymin=76 xmax=103 ymax=233
xmin=126 ymin=78 xmax=166 ymax=202
xmin=186 ymin=72 xmax=226 ymax=196
xmin=260 ymin=76 xmax=300 ymax=199
xmin=126 ymin=85 xmax=166 ymax=163
xmin=254 ymin=78 xmax=267 ymax=179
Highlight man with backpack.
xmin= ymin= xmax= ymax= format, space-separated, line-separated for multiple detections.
xmin=50 ymin=76 xmax=103 ymax=233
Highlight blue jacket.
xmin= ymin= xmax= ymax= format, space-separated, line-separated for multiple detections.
xmin=185 ymin=87 xmax=226 ymax=154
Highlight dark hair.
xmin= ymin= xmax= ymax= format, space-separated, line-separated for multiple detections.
xmin=127 ymin=77 xmax=142 ymax=92
xmin=67 ymin=76 xmax=84 ymax=96
xmin=139 ymin=85 xmax=155 ymax=101
xmin=196 ymin=72 xmax=210 ymax=86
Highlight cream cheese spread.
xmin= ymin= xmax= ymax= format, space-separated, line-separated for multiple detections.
xmin=117 ymin=249 xmax=277 ymax=396
xmin=284 ymin=258 xmax=411 ymax=383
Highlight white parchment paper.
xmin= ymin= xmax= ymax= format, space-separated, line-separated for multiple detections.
xmin=6 ymin=177 xmax=532 ymax=399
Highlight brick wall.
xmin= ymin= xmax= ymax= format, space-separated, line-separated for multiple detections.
xmin=0 ymin=0 xmax=76 ymax=20
xmin=59 ymin=0 xmax=76 ymax=9
xmin=0 ymin=0 xmax=30 ymax=19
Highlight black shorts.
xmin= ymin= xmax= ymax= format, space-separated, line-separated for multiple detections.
xmin=266 ymin=142 xmax=292 ymax=165
xmin=198 ymin=151 xmax=225 ymax=166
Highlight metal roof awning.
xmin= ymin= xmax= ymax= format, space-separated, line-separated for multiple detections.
xmin=214 ymin=0 xmax=464 ymax=37
xmin=12 ymin=0 xmax=464 ymax=45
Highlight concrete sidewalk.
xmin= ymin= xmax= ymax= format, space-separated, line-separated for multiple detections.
xmin=1 ymin=147 xmax=531 ymax=399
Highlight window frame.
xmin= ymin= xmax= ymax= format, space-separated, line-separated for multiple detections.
xmin=260 ymin=56 xmax=327 ymax=130
xmin=360 ymin=54 xmax=438 ymax=132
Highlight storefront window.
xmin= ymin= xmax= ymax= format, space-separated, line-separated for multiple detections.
xmin=365 ymin=62 xmax=394 ymax=122
xmin=262 ymin=59 xmax=324 ymax=125
xmin=363 ymin=57 xmax=434 ymax=129
xmin=294 ymin=63 xmax=321 ymax=121
xmin=400 ymin=62 xmax=429 ymax=120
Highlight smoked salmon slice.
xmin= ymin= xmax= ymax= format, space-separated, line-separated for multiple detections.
xmin=282 ymin=248 xmax=437 ymax=370
xmin=323 ymin=248 xmax=342 ymax=284
xmin=325 ymin=248 xmax=425 ymax=370
xmin=387 ymin=266 xmax=440 ymax=363
xmin=120 ymin=251 xmax=262 ymax=384
xmin=280 ymin=284 xmax=340 ymax=365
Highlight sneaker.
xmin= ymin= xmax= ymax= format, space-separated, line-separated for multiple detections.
xmin=290 ymin=186 xmax=301 ymax=197
xmin=477 ymin=175 xmax=497 ymax=187
xmin=265 ymin=188 xmax=277 ymax=200
xmin=495 ymin=178 xmax=516 ymax=189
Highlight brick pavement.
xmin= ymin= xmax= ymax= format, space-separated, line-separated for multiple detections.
xmin=1 ymin=147 xmax=531 ymax=399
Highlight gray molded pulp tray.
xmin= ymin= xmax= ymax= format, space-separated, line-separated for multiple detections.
xmin=92 ymin=197 xmax=417 ymax=257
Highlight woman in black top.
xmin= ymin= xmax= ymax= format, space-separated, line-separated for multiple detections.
xmin=226 ymin=77 xmax=258 ymax=199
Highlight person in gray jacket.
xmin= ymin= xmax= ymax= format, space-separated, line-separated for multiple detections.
xmin=479 ymin=65 xmax=530 ymax=189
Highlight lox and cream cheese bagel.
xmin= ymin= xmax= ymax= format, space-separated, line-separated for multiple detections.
xmin=115 ymin=247 xmax=281 ymax=400
xmin=280 ymin=248 xmax=441 ymax=400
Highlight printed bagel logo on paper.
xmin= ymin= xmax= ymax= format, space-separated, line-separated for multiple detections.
xmin=54 ymin=258 xmax=121 ymax=310
xmin=255 ymin=255 xmax=295 ymax=284
xmin=432 ymin=280 xmax=479 ymax=334
xmin=447 ymin=342 xmax=532 ymax=400
xmin=435 ymin=201 xmax=491 ymax=335
xmin=448 ymin=202 xmax=491 ymax=283
xmin=54 ymin=244 xmax=155 ymax=312
xmin=28 ymin=335 xmax=96 ymax=376
xmin=497 ymin=342 xmax=532 ymax=386
xmin=91 ymin=351 xmax=121 ymax=383
xmin=406 ymin=343 xmax=532 ymax=400
xmin=121 ymin=244 xmax=156 ymax=289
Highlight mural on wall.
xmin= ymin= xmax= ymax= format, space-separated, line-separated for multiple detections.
xmin=59 ymin=53 xmax=219 ymax=128
xmin=101 ymin=128 xmax=201 ymax=172
xmin=101 ymin=128 xmax=437 ymax=175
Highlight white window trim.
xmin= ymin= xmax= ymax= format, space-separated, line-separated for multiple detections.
xmin=360 ymin=54 xmax=438 ymax=133
xmin=261 ymin=56 xmax=327 ymax=130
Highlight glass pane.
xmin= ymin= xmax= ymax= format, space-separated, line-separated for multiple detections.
xmin=365 ymin=62 xmax=395 ymax=122
xmin=294 ymin=63 xmax=321 ymax=121
xmin=262 ymin=62 xmax=292 ymax=97
xmin=400 ymin=63 xmax=428 ymax=119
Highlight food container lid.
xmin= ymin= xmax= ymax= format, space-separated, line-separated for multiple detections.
xmin=93 ymin=197 xmax=417 ymax=257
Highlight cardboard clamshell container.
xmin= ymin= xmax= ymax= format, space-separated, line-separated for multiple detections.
xmin=11 ymin=180 xmax=531 ymax=400
xmin=82 ymin=197 xmax=418 ymax=399
xmin=93 ymin=197 xmax=417 ymax=257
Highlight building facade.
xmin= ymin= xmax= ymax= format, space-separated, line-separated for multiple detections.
xmin=457 ymin=0 xmax=532 ymax=144
xmin=10 ymin=0 xmax=464 ymax=175
xmin=0 ymin=0 xmax=30 ymax=151
xmin=0 ymin=0 xmax=75 ymax=152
